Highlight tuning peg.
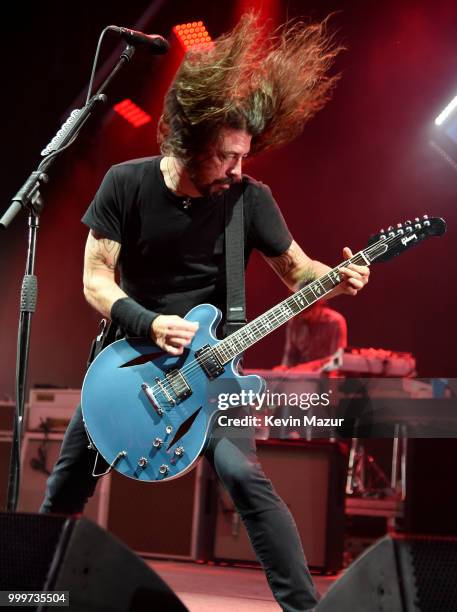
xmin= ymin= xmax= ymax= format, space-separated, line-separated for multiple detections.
xmin=414 ymin=217 xmax=420 ymax=222
xmin=406 ymin=225 xmax=413 ymax=232
xmin=405 ymin=220 xmax=412 ymax=225
xmin=422 ymin=214 xmax=429 ymax=219
xmin=388 ymin=225 xmax=394 ymax=231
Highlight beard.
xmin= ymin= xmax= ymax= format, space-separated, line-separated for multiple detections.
xmin=191 ymin=174 xmax=238 ymax=199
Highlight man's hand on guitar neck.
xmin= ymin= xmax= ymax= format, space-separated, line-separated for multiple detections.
xmin=336 ymin=246 xmax=370 ymax=296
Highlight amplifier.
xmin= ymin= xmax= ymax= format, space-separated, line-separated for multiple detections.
xmin=17 ymin=432 xmax=110 ymax=527
xmin=27 ymin=388 xmax=80 ymax=432
xmin=214 ymin=439 xmax=347 ymax=572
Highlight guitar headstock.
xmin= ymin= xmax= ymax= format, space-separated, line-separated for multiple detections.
xmin=366 ymin=215 xmax=446 ymax=263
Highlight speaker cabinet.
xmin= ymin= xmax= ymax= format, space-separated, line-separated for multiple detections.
xmin=316 ymin=535 xmax=457 ymax=611
xmin=401 ymin=438 xmax=457 ymax=535
xmin=214 ymin=439 xmax=347 ymax=572
xmin=0 ymin=512 xmax=187 ymax=612
xmin=106 ymin=459 xmax=216 ymax=560
xmin=17 ymin=432 xmax=109 ymax=526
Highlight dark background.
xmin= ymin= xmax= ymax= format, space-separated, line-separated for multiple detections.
xmin=1 ymin=0 xmax=456 ymax=399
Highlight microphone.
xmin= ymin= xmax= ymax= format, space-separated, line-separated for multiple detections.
xmin=109 ymin=25 xmax=169 ymax=54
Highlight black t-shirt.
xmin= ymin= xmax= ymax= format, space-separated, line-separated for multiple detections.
xmin=82 ymin=156 xmax=292 ymax=318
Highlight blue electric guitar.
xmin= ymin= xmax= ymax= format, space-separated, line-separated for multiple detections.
xmin=82 ymin=216 xmax=446 ymax=482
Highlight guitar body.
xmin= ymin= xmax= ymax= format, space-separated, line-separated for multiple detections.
xmin=82 ymin=304 xmax=264 ymax=482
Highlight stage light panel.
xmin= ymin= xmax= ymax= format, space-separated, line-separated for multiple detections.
xmin=173 ymin=21 xmax=213 ymax=51
xmin=113 ymin=99 xmax=152 ymax=128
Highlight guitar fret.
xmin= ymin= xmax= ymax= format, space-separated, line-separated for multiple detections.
xmin=321 ymin=275 xmax=336 ymax=291
xmin=288 ymin=297 xmax=301 ymax=314
xmin=269 ymin=308 xmax=279 ymax=327
xmin=312 ymin=280 xmax=325 ymax=297
xmin=304 ymin=288 xmax=315 ymax=304
xmin=307 ymin=285 xmax=320 ymax=301
xmin=262 ymin=317 xmax=273 ymax=331
xmin=218 ymin=348 xmax=228 ymax=363
xmin=328 ymin=270 xmax=339 ymax=286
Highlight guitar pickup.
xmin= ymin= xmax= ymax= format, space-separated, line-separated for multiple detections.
xmin=165 ymin=369 xmax=192 ymax=401
xmin=195 ymin=345 xmax=224 ymax=380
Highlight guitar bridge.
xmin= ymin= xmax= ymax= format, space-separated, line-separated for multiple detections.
xmin=195 ymin=345 xmax=224 ymax=380
xmin=141 ymin=383 xmax=164 ymax=415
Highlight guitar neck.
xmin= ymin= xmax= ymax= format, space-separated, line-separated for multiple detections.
xmin=214 ymin=250 xmax=373 ymax=365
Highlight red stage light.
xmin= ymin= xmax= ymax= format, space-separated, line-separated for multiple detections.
xmin=173 ymin=21 xmax=213 ymax=52
xmin=113 ymin=99 xmax=152 ymax=128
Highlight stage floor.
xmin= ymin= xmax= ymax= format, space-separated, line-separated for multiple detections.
xmin=149 ymin=559 xmax=340 ymax=611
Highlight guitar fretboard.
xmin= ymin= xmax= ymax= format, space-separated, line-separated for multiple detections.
xmin=213 ymin=251 xmax=370 ymax=365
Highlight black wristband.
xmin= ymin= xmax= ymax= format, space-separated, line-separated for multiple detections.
xmin=110 ymin=297 xmax=159 ymax=338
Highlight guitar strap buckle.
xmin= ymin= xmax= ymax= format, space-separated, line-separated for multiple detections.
xmin=86 ymin=318 xmax=117 ymax=368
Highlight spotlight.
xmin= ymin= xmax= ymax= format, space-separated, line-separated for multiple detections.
xmin=434 ymin=94 xmax=457 ymax=126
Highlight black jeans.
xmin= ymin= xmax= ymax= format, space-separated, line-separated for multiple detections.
xmin=40 ymin=405 xmax=319 ymax=612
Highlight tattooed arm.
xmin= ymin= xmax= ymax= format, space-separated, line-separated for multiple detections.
xmin=263 ymin=240 xmax=369 ymax=297
xmin=83 ymin=230 xmax=126 ymax=317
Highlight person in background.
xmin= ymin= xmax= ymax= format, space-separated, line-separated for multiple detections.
xmin=281 ymin=300 xmax=347 ymax=368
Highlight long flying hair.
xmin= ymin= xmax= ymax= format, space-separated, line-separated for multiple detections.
xmin=158 ymin=13 xmax=342 ymax=163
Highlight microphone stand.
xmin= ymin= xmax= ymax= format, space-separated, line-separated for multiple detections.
xmin=0 ymin=43 xmax=136 ymax=512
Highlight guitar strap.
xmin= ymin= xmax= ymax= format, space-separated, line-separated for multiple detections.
xmin=224 ymin=184 xmax=247 ymax=337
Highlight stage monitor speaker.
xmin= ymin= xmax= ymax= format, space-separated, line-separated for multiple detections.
xmin=17 ymin=432 xmax=109 ymax=526
xmin=106 ymin=459 xmax=216 ymax=560
xmin=214 ymin=439 xmax=347 ymax=573
xmin=0 ymin=512 xmax=187 ymax=612
xmin=316 ymin=534 xmax=457 ymax=611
